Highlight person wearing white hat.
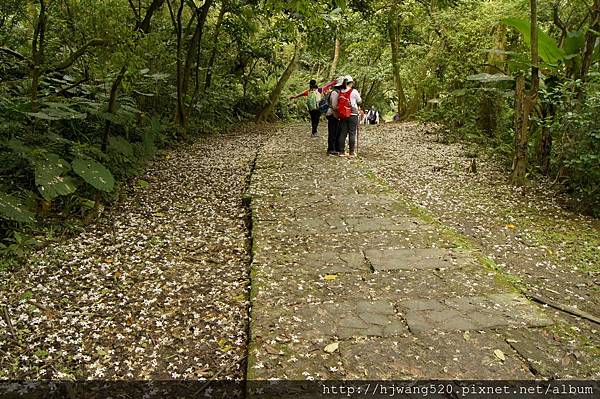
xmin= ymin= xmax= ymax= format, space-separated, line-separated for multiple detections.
xmin=334 ymin=75 xmax=362 ymax=157
xmin=325 ymin=76 xmax=345 ymax=155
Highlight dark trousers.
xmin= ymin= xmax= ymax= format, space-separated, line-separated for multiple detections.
xmin=326 ymin=115 xmax=339 ymax=153
xmin=309 ymin=110 xmax=321 ymax=136
xmin=337 ymin=115 xmax=359 ymax=154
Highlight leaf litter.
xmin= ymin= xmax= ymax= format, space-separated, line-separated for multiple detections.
xmin=360 ymin=122 xmax=600 ymax=376
xmin=0 ymin=125 xmax=272 ymax=380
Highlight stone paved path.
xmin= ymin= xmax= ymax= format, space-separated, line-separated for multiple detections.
xmin=246 ymin=124 xmax=558 ymax=381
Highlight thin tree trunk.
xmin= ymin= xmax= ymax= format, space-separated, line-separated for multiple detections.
xmin=388 ymin=12 xmax=407 ymax=118
xmin=329 ymin=29 xmax=340 ymax=80
xmin=538 ymin=115 xmax=553 ymax=175
xmin=256 ymin=43 xmax=301 ymax=121
xmin=243 ymin=59 xmax=259 ymax=98
xmin=102 ymin=66 xmax=128 ymax=153
xmin=174 ymin=0 xmax=186 ymax=131
xmin=478 ymin=24 xmax=507 ymax=136
xmin=202 ymin=1 xmax=227 ymax=94
xmin=139 ymin=0 xmax=166 ymax=33
xmin=181 ymin=0 xmax=213 ymax=105
xmin=407 ymin=86 xmax=423 ymax=116
xmin=510 ymin=0 xmax=539 ymax=186
xmin=31 ymin=0 xmax=47 ymax=113
xmin=510 ymin=75 xmax=531 ymax=185
xmin=581 ymin=0 xmax=600 ymax=81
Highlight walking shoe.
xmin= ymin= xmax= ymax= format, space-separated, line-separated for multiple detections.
xmin=311 ymin=134 xmax=318 ymax=138
xmin=338 ymin=152 xmax=348 ymax=157
xmin=348 ymin=152 xmax=357 ymax=158
xmin=327 ymin=151 xmax=338 ymax=156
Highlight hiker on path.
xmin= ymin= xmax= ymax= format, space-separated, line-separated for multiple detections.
xmin=289 ymin=79 xmax=336 ymax=100
xmin=366 ymin=107 xmax=380 ymax=125
xmin=307 ymin=80 xmax=321 ymax=137
xmin=290 ymin=79 xmax=336 ymax=138
xmin=333 ymin=75 xmax=362 ymax=157
xmin=360 ymin=109 xmax=367 ymax=124
xmin=325 ymin=77 xmax=344 ymax=155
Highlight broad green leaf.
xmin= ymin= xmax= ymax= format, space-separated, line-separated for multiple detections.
xmin=26 ymin=103 xmax=87 ymax=120
xmin=563 ymin=31 xmax=585 ymax=56
xmin=72 ymin=158 xmax=115 ymax=192
xmin=0 ymin=192 xmax=35 ymax=223
xmin=503 ymin=18 xmax=566 ymax=65
xmin=26 ymin=112 xmax=63 ymax=121
xmin=32 ymin=153 xmax=76 ymax=201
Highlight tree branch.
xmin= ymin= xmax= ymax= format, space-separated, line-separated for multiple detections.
xmin=48 ymin=38 xmax=107 ymax=72
xmin=553 ymin=2 xmax=568 ymax=46
xmin=128 ymin=0 xmax=141 ymax=23
xmin=139 ymin=0 xmax=166 ymax=33
xmin=0 ymin=47 xmax=27 ymax=61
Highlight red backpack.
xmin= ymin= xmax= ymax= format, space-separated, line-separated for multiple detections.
xmin=337 ymin=89 xmax=353 ymax=120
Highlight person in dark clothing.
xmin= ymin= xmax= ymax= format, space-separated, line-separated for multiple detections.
xmin=334 ymin=75 xmax=362 ymax=157
xmin=306 ymin=79 xmax=321 ymax=137
xmin=325 ymin=76 xmax=344 ymax=155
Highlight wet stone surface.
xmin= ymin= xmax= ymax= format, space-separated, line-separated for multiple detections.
xmin=246 ymin=124 xmax=598 ymax=382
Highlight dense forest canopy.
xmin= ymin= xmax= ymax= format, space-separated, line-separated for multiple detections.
xmin=1 ymin=0 xmax=599 ymax=252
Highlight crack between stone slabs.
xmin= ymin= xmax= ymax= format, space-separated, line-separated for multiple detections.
xmin=242 ymin=145 xmax=263 ymax=388
xmin=503 ymin=331 xmax=541 ymax=378
xmin=361 ymin=249 xmax=376 ymax=273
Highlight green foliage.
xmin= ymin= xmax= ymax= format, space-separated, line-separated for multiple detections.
xmin=71 ymin=158 xmax=115 ymax=193
xmin=503 ymin=18 xmax=566 ymax=65
xmin=31 ymin=153 xmax=77 ymax=201
xmin=0 ymin=192 xmax=35 ymax=223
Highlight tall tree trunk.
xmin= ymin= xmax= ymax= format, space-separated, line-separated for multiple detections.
xmin=478 ymin=24 xmax=507 ymax=136
xmin=174 ymin=0 xmax=186 ymax=131
xmin=101 ymin=66 xmax=128 ymax=152
xmin=202 ymin=1 xmax=227 ymax=94
xmin=406 ymin=86 xmax=423 ymax=116
xmin=181 ymin=0 xmax=214 ymax=106
xmin=537 ymin=108 xmax=553 ymax=175
xmin=510 ymin=0 xmax=539 ymax=186
xmin=329 ymin=28 xmax=340 ymax=80
xmin=510 ymin=75 xmax=531 ymax=185
xmin=31 ymin=0 xmax=47 ymax=113
xmin=581 ymin=0 xmax=600 ymax=81
xmin=536 ymin=76 xmax=559 ymax=175
xmin=388 ymin=12 xmax=407 ymax=118
xmin=139 ymin=0 xmax=166 ymax=33
xmin=256 ymin=43 xmax=301 ymax=121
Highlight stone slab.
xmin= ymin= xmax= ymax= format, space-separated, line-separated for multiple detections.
xmin=365 ymin=248 xmax=471 ymax=271
xmin=339 ymin=334 xmax=535 ymax=379
xmin=399 ymin=293 xmax=553 ymax=333
xmin=251 ymin=300 xmax=408 ymax=343
xmin=502 ymin=327 xmax=600 ymax=379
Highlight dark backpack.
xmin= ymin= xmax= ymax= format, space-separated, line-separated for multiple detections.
xmin=318 ymin=92 xmax=330 ymax=113
xmin=368 ymin=111 xmax=377 ymax=122
xmin=337 ymin=89 xmax=353 ymax=120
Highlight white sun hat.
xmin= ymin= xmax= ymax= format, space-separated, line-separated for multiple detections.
xmin=345 ymin=75 xmax=354 ymax=83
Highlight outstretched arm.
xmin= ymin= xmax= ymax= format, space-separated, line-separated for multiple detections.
xmin=289 ymin=89 xmax=308 ymax=100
